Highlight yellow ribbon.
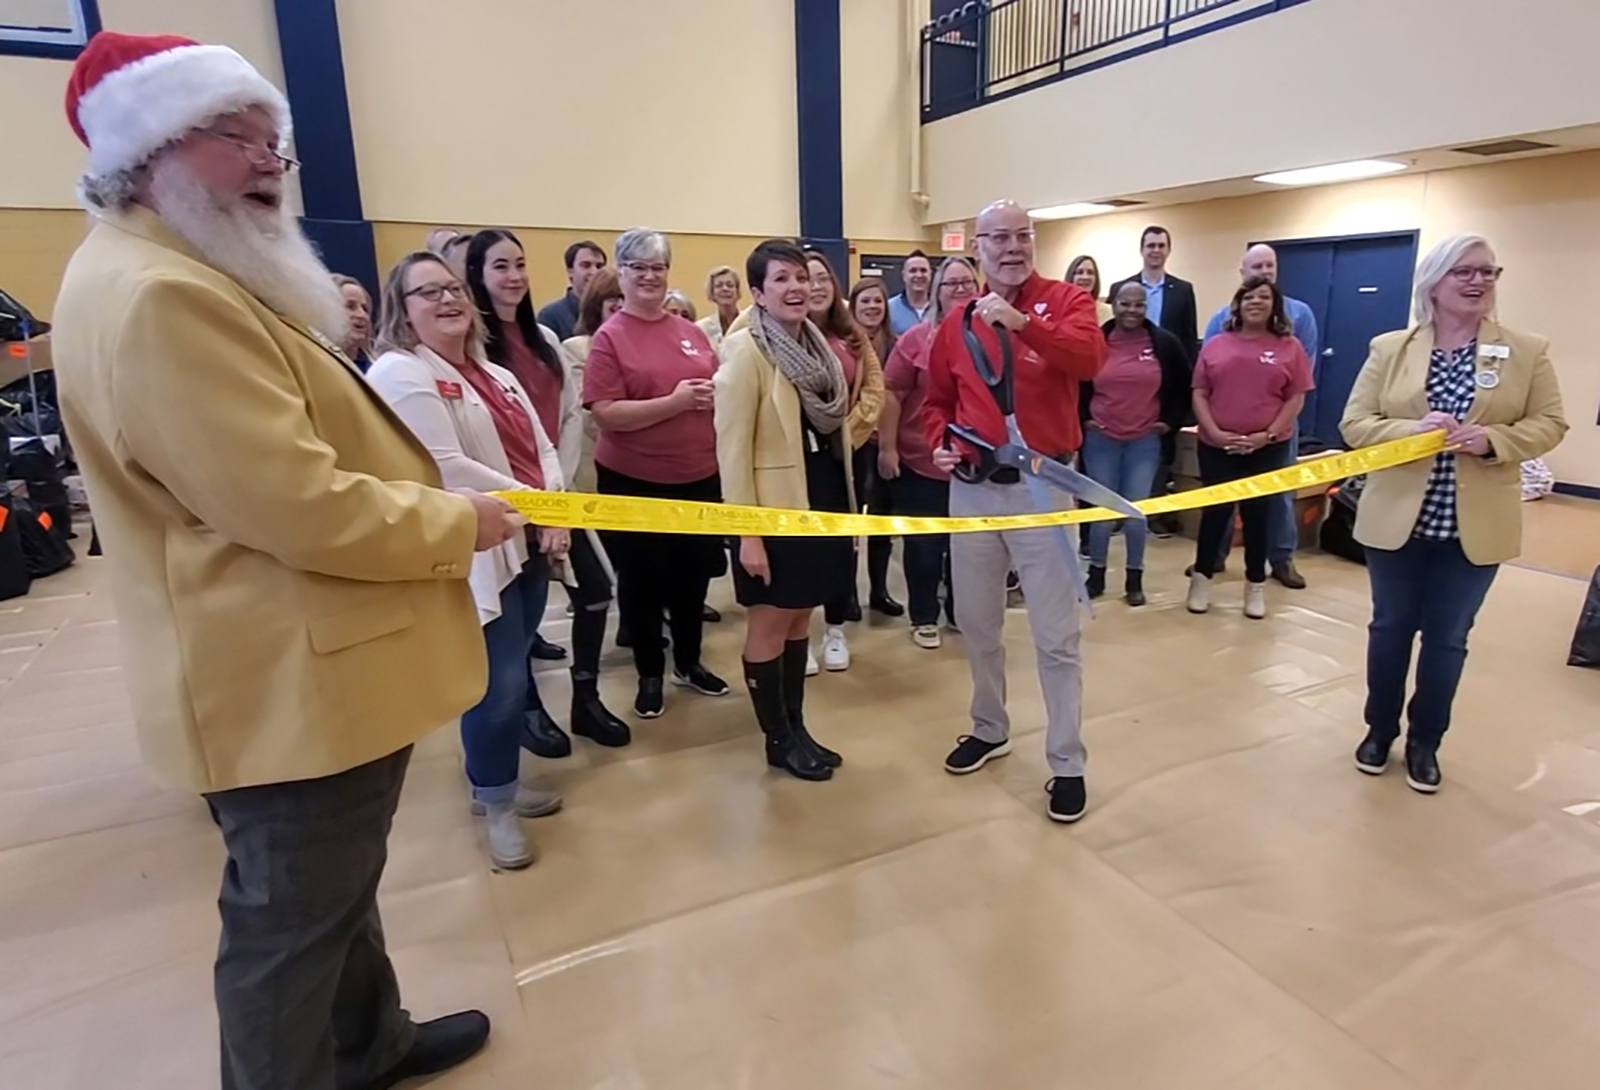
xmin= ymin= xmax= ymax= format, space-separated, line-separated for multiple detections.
xmin=496 ymin=432 xmax=1444 ymax=537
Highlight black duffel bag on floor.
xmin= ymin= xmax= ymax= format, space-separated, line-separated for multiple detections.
xmin=1568 ymin=567 xmax=1600 ymax=669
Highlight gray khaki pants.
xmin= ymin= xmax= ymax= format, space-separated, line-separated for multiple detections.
xmin=205 ymin=747 xmax=417 ymax=1090
xmin=949 ymin=478 xmax=1086 ymax=777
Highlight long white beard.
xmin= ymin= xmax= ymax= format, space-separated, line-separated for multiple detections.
xmin=148 ymin=159 xmax=350 ymax=345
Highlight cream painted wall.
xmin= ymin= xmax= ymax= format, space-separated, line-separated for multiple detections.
xmin=923 ymin=0 xmax=1600 ymax=224
xmin=840 ymin=0 xmax=928 ymax=242
xmin=1037 ymin=152 xmax=1600 ymax=488
xmin=336 ymin=0 xmax=799 ymax=237
xmin=0 ymin=0 xmax=283 ymax=210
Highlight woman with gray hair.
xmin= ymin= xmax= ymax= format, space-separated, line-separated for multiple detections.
xmin=1342 ymin=233 xmax=1567 ymax=793
xmin=877 ymin=255 xmax=979 ymax=647
xmin=582 ymin=228 xmax=729 ymax=719
xmin=698 ymin=265 xmax=743 ymax=351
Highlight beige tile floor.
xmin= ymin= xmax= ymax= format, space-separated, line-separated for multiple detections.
xmin=3 ymin=503 xmax=1600 ymax=1088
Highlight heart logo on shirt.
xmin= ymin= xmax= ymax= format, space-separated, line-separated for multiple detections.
xmin=1034 ymin=302 xmax=1048 ymax=315
xmin=1259 ymin=351 xmax=1278 ymax=365
xmin=680 ymin=340 xmax=701 ymax=356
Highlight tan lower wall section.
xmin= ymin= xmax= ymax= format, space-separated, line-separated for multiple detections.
xmin=0 ymin=209 xmax=90 ymax=325
xmin=1037 ymin=151 xmax=1600 ymax=489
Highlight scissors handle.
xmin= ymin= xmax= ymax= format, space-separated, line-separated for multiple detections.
xmin=944 ymin=424 xmax=995 ymax=484
xmin=961 ymin=301 xmax=1014 ymax=416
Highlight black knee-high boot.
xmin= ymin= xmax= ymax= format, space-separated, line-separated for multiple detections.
xmin=782 ymin=638 xmax=841 ymax=768
xmin=744 ymin=655 xmax=830 ymax=781
xmin=569 ymin=604 xmax=629 ymax=747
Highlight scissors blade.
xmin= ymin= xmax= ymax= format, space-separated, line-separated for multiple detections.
xmin=995 ymin=416 xmax=1146 ymax=521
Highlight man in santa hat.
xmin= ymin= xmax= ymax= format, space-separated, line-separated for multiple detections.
xmin=52 ymin=31 xmax=521 ymax=1089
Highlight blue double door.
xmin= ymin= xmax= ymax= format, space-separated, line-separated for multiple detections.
xmin=1268 ymin=232 xmax=1417 ymax=446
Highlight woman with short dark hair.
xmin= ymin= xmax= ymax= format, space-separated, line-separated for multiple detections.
xmin=715 ymin=239 xmax=856 ymax=780
xmin=1187 ymin=276 xmax=1313 ymax=620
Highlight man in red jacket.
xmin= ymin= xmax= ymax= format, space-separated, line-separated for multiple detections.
xmin=926 ymin=200 xmax=1106 ymax=823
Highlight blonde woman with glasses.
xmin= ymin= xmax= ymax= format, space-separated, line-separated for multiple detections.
xmin=1342 ymin=234 xmax=1566 ymax=794
xmin=367 ymin=252 xmax=566 ymax=871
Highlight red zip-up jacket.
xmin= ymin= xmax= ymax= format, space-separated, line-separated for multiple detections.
xmin=925 ymin=272 xmax=1106 ymax=462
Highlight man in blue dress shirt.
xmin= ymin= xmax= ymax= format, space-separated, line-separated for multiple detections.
xmin=1201 ymin=243 xmax=1320 ymax=589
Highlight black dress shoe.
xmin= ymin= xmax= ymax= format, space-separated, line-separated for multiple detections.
xmin=1404 ymin=743 xmax=1442 ymax=794
xmin=843 ymin=592 xmax=864 ymax=623
xmin=869 ymin=593 xmax=905 ymax=618
xmin=1354 ymin=728 xmax=1394 ymax=775
xmin=358 ymin=1010 xmax=490 ymax=1090
xmin=1271 ymin=560 xmax=1307 ymax=590
xmin=571 ymin=676 xmax=631 ymax=748
xmin=702 ymin=604 xmax=722 ymax=623
xmin=520 ymin=708 xmax=571 ymax=759
xmin=767 ymin=733 xmax=833 ymax=781
xmin=530 ymin=634 xmax=568 ymax=661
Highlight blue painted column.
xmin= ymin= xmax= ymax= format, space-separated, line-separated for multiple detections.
xmin=794 ymin=0 xmax=848 ymax=278
xmin=271 ymin=0 xmax=378 ymax=295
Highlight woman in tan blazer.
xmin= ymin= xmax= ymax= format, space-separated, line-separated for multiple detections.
xmin=806 ymin=249 xmax=887 ymax=672
xmin=1341 ymin=234 xmax=1567 ymax=794
xmin=715 ymin=240 xmax=858 ymax=782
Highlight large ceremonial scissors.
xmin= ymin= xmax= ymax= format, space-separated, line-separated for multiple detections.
xmin=944 ymin=300 xmax=1145 ymax=521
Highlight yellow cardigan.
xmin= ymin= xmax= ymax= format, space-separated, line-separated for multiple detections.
xmin=1340 ymin=319 xmax=1567 ymax=565
xmin=714 ymin=309 xmax=883 ymax=510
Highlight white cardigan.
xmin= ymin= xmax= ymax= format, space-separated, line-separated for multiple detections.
xmin=367 ymin=345 xmax=563 ymax=625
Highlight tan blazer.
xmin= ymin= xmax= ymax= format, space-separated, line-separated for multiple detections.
xmin=53 ymin=209 xmax=485 ymax=793
xmin=1340 ymin=319 xmax=1567 ymax=565
xmin=715 ymin=309 xmax=879 ymax=510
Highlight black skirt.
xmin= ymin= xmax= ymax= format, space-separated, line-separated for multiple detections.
xmin=733 ymin=413 xmax=854 ymax=610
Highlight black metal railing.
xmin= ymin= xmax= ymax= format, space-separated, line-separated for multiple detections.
xmin=922 ymin=0 xmax=1310 ymax=121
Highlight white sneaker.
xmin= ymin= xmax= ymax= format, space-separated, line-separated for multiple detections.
xmin=484 ymin=800 xmax=536 ymax=870
xmin=1244 ymin=581 xmax=1268 ymax=620
xmin=806 ymin=645 xmax=820 ymax=677
xmin=821 ymin=626 xmax=851 ymax=671
xmin=471 ymin=783 xmax=564 ymax=819
xmin=1187 ymin=570 xmax=1212 ymax=614
xmin=912 ymin=624 xmax=942 ymax=650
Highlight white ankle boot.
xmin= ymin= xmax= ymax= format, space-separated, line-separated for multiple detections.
xmin=484 ymin=800 xmax=536 ymax=870
xmin=1244 ymin=581 xmax=1268 ymax=620
xmin=1186 ymin=570 xmax=1212 ymax=614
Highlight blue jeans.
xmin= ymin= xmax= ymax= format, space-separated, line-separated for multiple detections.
xmin=1081 ymin=428 xmax=1161 ymax=571
xmin=1217 ymin=427 xmax=1297 ymax=567
xmin=1364 ymin=538 xmax=1498 ymax=749
xmin=460 ymin=553 xmax=551 ymax=802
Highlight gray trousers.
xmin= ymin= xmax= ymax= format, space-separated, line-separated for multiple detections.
xmin=206 ymin=747 xmax=417 ymax=1090
xmin=949 ymin=478 xmax=1086 ymax=777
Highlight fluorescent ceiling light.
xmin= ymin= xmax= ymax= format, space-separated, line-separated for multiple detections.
xmin=1254 ymin=159 xmax=1407 ymax=186
xmin=1029 ymin=202 xmax=1118 ymax=220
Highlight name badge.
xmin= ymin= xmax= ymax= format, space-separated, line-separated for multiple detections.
xmin=437 ymin=380 xmax=463 ymax=400
xmin=1478 ymin=344 xmax=1510 ymax=360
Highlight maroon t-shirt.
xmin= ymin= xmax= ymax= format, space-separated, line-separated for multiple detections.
xmin=457 ymin=362 xmax=544 ymax=489
xmin=582 ymin=311 xmax=718 ymax=483
xmin=1090 ymin=328 xmax=1163 ymax=440
xmin=498 ymin=319 xmax=563 ymax=448
xmin=882 ymin=322 xmax=945 ymax=480
xmin=1193 ymin=330 xmax=1314 ymax=435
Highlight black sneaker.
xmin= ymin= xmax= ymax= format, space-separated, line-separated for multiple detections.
xmin=1404 ymin=743 xmax=1441 ymax=794
xmin=356 ymin=1010 xmax=490 ymax=1090
xmin=1354 ymin=729 xmax=1394 ymax=775
xmin=634 ymin=677 xmax=665 ymax=719
xmin=672 ymin=664 xmax=730 ymax=697
xmin=1046 ymin=777 xmax=1087 ymax=823
xmin=943 ymin=734 xmax=1012 ymax=775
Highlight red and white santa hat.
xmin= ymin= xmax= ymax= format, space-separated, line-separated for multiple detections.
xmin=65 ymin=31 xmax=291 ymax=179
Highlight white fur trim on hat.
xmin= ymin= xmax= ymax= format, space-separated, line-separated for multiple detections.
xmin=77 ymin=44 xmax=292 ymax=178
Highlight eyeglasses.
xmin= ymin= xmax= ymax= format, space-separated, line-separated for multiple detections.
xmin=942 ymin=278 xmax=979 ymax=292
xmin=974 ymin=229 xmax=1035 ymax=247
xmin=404 ymin=282 xmax=471 ymax=303
xmin=197 ymin=129 xmax=299 ymax=173
xmin=1447 ymin=265 xmax=1503 ymax=283
xmin=622 ymin=262 xmax=670 ymax=277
